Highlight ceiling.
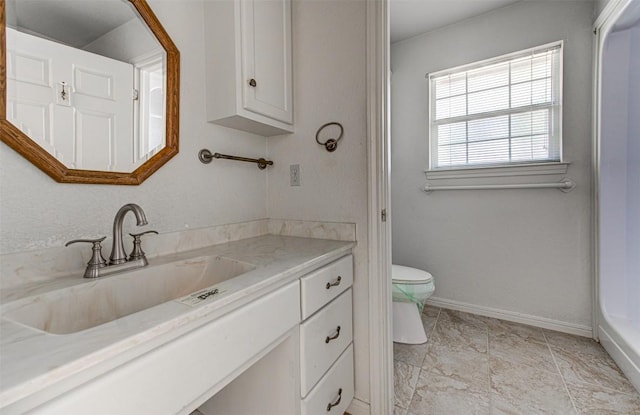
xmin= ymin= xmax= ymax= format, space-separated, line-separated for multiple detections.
xmin=8 ymin=0 xmax=136 ymax=48
xmin=390 ymin=0 xmax=523 ymax=43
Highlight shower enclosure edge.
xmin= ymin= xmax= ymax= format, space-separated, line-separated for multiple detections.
xmin=593 ymin=0 xmax=640 ymax=393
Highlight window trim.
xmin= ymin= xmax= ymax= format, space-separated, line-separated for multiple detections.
xmin=426 ymin=40 xmax=564 ymax=172
xmin=425 ymin=161 xmax=569 ymax=180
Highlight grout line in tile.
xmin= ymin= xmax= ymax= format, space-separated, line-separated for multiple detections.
xmin=566 ymin=376 xmax=640 ymax=399
xmin=427 ymin=306 xmax=441 ymax=335
xmin=417 ymin=307 xmax=441 ymax=368
xmin=402 ymin=307 xmax=441 ymax=412
xmin=396 ymin=307 xmax=441 ymax=413
xmin=486 ymin=320 xmax=493 ymax=412
xmin=416 ymin=350 xmax=427 ymax=372
xmin=428 ymin=307 xmax=440 ymax=339
xmin=543 ymin=329 xmax=579 ymax=414
xmin=487 ymin=321 xmax=492 ymax=397
xmin=404 ymin=366 xmax=425 ymax=413
xmin=545 ymin=341 xmax=640 ymax=396
xmin=393 ymin=358 xmax=419 ymax=411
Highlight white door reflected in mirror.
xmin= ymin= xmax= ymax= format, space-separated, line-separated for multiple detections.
xmin=4 ymin=0 xmax=166 ymax=173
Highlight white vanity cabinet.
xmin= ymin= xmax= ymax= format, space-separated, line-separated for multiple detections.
xmin=19 ymin=281 xmax=301 ymax=415
xmin=195 ymin=255 xmax=355 ymax=415
xmin=299 ymin=255 xmax=355 ymax=415
xmin=0 ymin=242 xmax=356 ymax=415
xmin=204 ymin=0 xmax=293 ymax=136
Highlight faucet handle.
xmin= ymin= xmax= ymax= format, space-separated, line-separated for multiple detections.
xmin=65 ymin=236 xmax=107 ymax=247
xmin=129 ymin=230 xmax=159 ymax=238
xmin=128 ymin=230 xmax=158 ymax=261
xmin=65 ymin=237 xmax=107 ymax=278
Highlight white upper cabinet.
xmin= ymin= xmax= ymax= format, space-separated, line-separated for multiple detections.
xmin=205 ymin=0 xmax=293 ymax=136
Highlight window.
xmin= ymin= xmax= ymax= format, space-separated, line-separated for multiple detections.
xmin=428 ymin=42 xmax=563 ymax=170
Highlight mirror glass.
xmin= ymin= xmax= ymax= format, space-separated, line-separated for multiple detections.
xmin=5 ymin=0 xmax=167 ymax=173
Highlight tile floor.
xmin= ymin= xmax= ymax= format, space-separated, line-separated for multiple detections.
xmin=394 ymin=306 xmax=640 ymax=415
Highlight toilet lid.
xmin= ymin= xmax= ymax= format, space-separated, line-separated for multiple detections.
xmin=392 ymin=264 xmax=433 ymax=284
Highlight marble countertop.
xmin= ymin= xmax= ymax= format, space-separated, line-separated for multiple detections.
xmin=0 ymin=235 xmax=354 ymax=410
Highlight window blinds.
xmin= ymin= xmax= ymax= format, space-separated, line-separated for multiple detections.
xmin=429 ymin=42 xmax=563 ymax=169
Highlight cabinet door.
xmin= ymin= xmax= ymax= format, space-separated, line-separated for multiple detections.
xmin=240 ymin=0 xmax=293 ymax=124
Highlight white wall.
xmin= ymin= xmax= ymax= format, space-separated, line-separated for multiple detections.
xmin=5 ymin=0 xmax=16 ymax=27
xmin=597 ymin=0 xmax=612 ymax=18
xmin=267 ymin=0 xmax=370 ymax=404
xmin=0 ymin=0 xmax=268 ymax=254
xmin=84 ymin=17 xmax=161 ymax=63
xmin=390 ymin=0 xmax=595 ymax=329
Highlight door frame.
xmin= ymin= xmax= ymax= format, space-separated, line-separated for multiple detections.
xmin=366 ymin=0 xmax=393 ymax=414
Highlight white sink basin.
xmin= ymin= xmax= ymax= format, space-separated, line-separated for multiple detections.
xmin=2 ymin=256 xmax=256 ymax=335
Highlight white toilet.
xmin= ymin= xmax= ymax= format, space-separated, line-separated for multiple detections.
xmin=392 ymin=264 xmax=435 ymax=344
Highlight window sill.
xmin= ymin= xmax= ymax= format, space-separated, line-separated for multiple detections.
xmin=425 ymin=162 xmax=569 ymax=180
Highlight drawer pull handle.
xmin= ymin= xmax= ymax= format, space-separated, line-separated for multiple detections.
xmin=325 ymin=276 xmax=342 ymax=290
xmin=326 ymin=388 xmax=342 ymax=411
xmin=325 ymin=326 xmax=341 ymax=343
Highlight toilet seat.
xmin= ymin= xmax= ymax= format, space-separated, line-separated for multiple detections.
xmin=392 ymin=264 xmax=433 ymax=285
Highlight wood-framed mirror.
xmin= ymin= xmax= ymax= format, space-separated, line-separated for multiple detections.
xmin=0 ymin=0 xmax=179 ymax=185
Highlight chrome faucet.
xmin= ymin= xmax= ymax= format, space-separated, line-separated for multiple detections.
xmin=110 ymin=203 xmax=148 ymax=265
xmin=65 ymin=203 xmax=157 ymax=278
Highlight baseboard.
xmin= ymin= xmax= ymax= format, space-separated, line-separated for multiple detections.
xmin=599 ymin=325 xmax=640 ymax=393
xmin=346 ymin=397 xmax=370 ymax=415
xmin=426 ymin=296 xmax=593 ymax=338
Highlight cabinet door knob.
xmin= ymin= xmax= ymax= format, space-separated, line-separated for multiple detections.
xmin=325 ymin=326 xmax=341 ymax=343
xmin=325 ymin=276 xmax=342 ymax=290
xmin=326 ymin=388 xmax=343 ymax=411
xmin=248 ymin=78 xmax=257 ymax=87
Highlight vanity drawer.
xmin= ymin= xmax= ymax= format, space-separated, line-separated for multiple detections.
xmin=301 ymin=344 xmax=354 ymax=415
xmin=300 ymin=255 xmax=353 ymax=319
xmin=300 ymin=288 xmax=352 ymax=396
